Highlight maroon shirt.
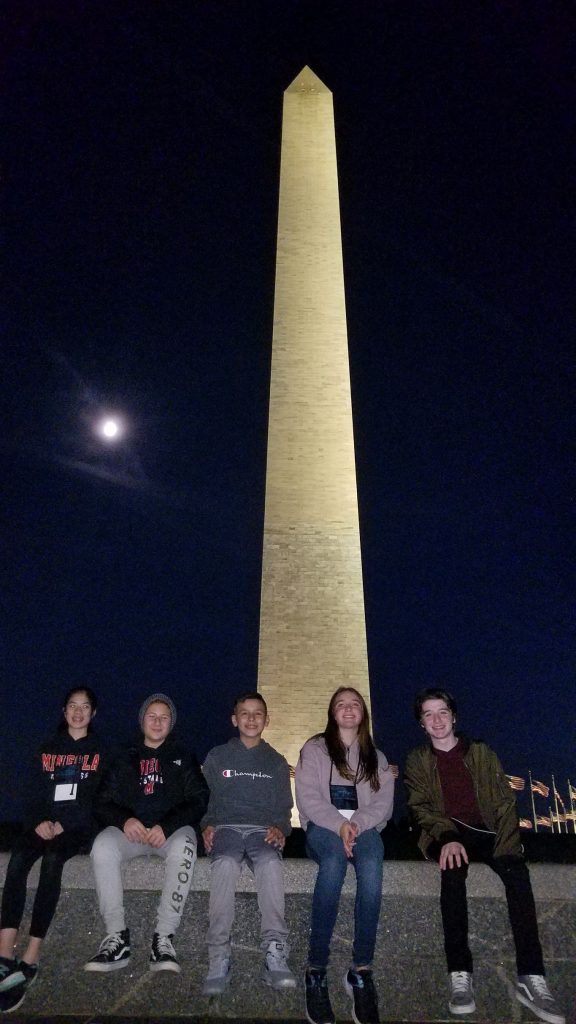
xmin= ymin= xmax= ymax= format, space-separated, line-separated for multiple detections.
xmin=434 ymin=740 xmax=484 ymax=826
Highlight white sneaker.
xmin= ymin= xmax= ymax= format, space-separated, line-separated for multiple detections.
xmin=516 ymin=975 xmax=565 ymax=1024
xmin=448 ymin=971 xmax=476 ymax=1015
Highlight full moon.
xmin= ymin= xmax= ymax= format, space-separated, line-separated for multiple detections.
xmin=98 ymin=417 xmax=121 ymax=440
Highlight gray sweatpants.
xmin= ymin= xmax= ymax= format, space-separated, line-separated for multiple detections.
xmin=91 ymin=825 xmax=197 ymax=936
xmin=207 ymin=826 xmax=289 ymax=961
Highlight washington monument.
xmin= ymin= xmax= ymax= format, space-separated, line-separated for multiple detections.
xmin=258 ymin=67 xmax=370 ymax=769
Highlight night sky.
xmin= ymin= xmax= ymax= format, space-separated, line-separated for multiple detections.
xmin=2 ymin=1 xmax=574 ymax=823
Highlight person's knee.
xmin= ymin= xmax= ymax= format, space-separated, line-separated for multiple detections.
xmin=211 ymin=854 xmax=242 ymax=879
xmin=355 ymin=853 xmax=383 ymax=888
xmin=496 ymin=858 xmax=532 ymax=891
xmin=253 ymin=844 xmax=281 ymax=868
xmin=5 ymin=850 xmax=28 ymax=882
xmin=253 ymin=850 xmax=283 ymax=884
xmin=165 ymin=830 xmax=197 ymax=865
xmin=441 ymin=864 xmax=467 ymax=889
xmin=91 ymin=828 xmax=123 ymax=866
xmin=317 ymin=851 xmax=348 ymax=885
xmin=40 ymin=848 xmax=66 ymax=881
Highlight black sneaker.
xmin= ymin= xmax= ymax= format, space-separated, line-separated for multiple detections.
xmin=305 ymin=968 xmax=335 ymax=1024
xmin=149 ymin=933 xmax=180 ymax=973
xmin=84 ymin=929 xmax=131 ymax=972
xmin=0 ymin=962 xmax=38 ymax=1014
xmin=0 ymin=958 xmax=22 ymax=993
xmin=344 ymin=968 xmax=380 ymax=1024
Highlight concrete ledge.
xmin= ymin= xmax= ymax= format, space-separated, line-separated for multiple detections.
xmin=2 ymin=853 xmax=574 ymax=898
xmin=1 ymin=858 xmax=574 ymax=1021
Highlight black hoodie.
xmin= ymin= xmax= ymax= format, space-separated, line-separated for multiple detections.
xmin=27 ymin=730 xmax=107 ymax=837
xmin=96 ymin=736 xmax=208 ymax=837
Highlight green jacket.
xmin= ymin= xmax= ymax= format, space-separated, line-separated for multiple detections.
xmin=404 ymin=737 xmax=523 ymax=859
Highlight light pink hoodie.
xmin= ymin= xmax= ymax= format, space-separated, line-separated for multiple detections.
xmin=295 ymin=736 xmax=394 ymax=835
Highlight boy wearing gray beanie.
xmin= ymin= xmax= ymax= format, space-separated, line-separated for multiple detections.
xmin=84 ymin=694 xmax=207 ymax=974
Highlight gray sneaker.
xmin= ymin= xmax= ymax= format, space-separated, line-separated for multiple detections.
xmin=262 ymin=940 xmax=296 ymax=990
xmin=516 ymin=975 xmax=565 ymax=1024
xmin=202 ymin=957 xmax=231 ymax=996
xmin=448 ymin=971 xmax=476 ymax=1015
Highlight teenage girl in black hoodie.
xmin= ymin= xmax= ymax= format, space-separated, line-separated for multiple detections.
xmin=0 ymin=686 xmax=105 ymax=1011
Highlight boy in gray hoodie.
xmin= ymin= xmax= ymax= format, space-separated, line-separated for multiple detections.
xmin=201 ymin=692 xmax=295 ymax=996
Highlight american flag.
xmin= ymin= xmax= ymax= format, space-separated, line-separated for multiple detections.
xmin=531 ymin=779 xmax=550 ymax=798
xmin=536 ymin=815 xmax=552 ymax=828
xmin=506 ymin=775 xmax=525 ymax=791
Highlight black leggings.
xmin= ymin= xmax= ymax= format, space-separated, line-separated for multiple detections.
xmin=1 ymin=829 xmax=86 ymax=939
xmin=429 ymin=824 xmax=544 ymax=975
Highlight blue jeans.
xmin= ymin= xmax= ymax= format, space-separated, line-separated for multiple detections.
xmin=306 ymin=822 xmax=384 ymax=969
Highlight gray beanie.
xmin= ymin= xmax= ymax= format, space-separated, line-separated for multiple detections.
xmin=139 ymin=693 xmax=177 ymax=732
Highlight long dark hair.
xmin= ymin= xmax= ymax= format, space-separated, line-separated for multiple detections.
xmin=322 ymin=687 xmax=380 ymax=792
xmin=58 ymin=686 xmax=98 ymax=733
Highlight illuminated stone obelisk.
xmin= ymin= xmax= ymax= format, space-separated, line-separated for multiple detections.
xmin=258 ymin=67 xmax=370 ymax=770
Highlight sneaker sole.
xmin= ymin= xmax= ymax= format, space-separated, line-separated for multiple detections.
xmin=448 ymin=1001 xmax=476 ymax=1015
xmin=305 ymin=995 xmax=336 ymax=1024
xmin=516 ymin=991 xmax=565 ymax=1024
xmin=202 ymin=981 xmax=231 ymax=997
xmin=344 ymin=983 xmax=360 ymax=1024
xmin=0 ymin=985 xmax=27 ymax=1014
xmin=344 ymin=975 xmax=380 ymax=1024
xmin=84 ymin=958 xmax=131 ymax=972
xmin=0 ymin=970 xmax=36 ymax=1015
xmin=149 ymin=961 xmax=181 ymax=973
xmin=262 ymin=974 xmax=297 ymax=990
xmin=202 ymin=970 xmax=231 ymax=997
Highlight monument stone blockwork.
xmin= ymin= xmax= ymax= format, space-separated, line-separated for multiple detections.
xmin=258 ymin=67 xmax=370 ymax=771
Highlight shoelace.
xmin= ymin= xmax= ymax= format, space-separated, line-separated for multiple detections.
xmin=156 ymin=936 xmax=176 ymax=958
xmin=100 ymin=933 xmax=125 ymax=955
xmin=524 ymin=976 xmax=552 ymax=999
xmin=266 ymin=945 xmax=288 ymax=970
xmin=452 ymin=972 xmax=472 ymax=992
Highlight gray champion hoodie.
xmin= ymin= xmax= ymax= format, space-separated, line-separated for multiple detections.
xmin=201 ymin=737 xmax=292 ymax=836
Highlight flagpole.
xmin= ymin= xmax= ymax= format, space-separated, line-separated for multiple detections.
xmin=551 ymin=774 xmax=565 ymax=834
xmin=568 ymin=779 xmax=576 ymax=835
xmin=529 ymin=770 xmax=538 ymax=832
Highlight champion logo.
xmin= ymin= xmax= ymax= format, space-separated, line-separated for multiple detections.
xmin=221 ymin=768 xmax=273 ymax=780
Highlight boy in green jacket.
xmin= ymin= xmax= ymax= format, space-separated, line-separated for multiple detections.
xmin=405 ymin=687 xmax=564 ymax=1024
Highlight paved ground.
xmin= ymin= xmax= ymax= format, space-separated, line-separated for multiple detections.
xmin=0 ymin=860 xmax=573 ymax=1022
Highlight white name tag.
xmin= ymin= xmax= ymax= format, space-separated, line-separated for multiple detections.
xmin=339 ymin=809 xmax=354 ymax=820
xmin=55 ymin=783 xmax=77 ymax=802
